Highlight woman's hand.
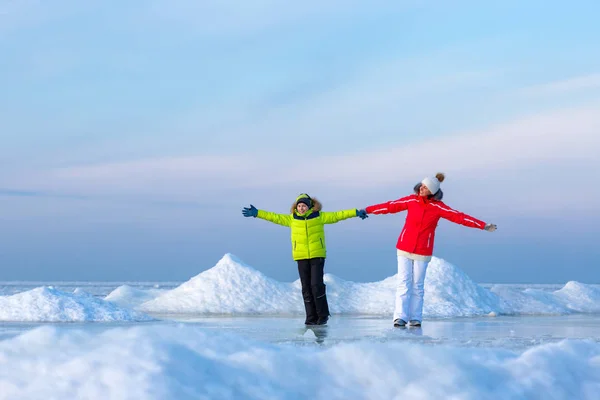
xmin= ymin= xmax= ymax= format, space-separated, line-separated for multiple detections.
xmin=484 ymin=223 xmax=497 ymax=232
xmin=356 ymin=209 xmax=368 ymax=220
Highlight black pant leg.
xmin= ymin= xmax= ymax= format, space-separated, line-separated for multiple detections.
xmin=297 ymin=259 xmax=318 ymax=324
xmin=309 ymin=257 xmax=330 ymax=318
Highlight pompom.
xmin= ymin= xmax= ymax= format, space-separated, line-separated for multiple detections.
xmin=436 ymin=172 xmax=445 ymax=183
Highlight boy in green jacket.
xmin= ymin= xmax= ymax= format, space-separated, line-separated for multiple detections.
xmin=242 ymin=194 xmax=368 ymax=325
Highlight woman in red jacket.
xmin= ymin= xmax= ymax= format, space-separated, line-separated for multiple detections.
xmin=364 ymin=173 xmax=497 ymax=328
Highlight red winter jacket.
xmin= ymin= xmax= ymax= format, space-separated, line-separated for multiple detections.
xmin=365 ymin=194 xmax=486 ymax=256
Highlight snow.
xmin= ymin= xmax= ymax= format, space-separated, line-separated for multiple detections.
xmin=139 ymin=254 xmax=301 ymax=314
xmin=141 ymin=253 xmax=596 ymax=318
xmin=2 ymin=253 xmax=600 ymax=322
xmin=140 ymin=254 xmax=501 ymax=316
xmin=1 ymin=324 xmax=599 ymax=400
xmin=1 ymin=254 xmax=600 ymax=398
xmin=105 ymin=284 xmax=166 ymax=309
xmin=493 ymin=281 xmax=600 ymax=315
xmin=0 ymin=286 xmax=153 ymax=322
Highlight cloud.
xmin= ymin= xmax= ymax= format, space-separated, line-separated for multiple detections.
xmin=0 ymin=188 xmax=87 ymax=200
xmin=0 ymin=0 xmax=88 ymax=37
xmin=53 ymin=154 xmax=252 ymax=181
xmin=288 ymin=104 xmax=600 ymax=187
xmin=520 ymin=73 xmax=600 ymax=96
xmin=154 ymin=53 xmax=507 ymax=157
xmin=143 ymin=1 xmax=408 ymax=37
xmin=6 ymin=102 xmax=597 ymax=211
xmin=21 ymin=154 xmax=263 ymax=199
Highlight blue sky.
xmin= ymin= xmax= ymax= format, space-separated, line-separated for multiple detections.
xmin=1 ymin=1 xmax=599 ymax=283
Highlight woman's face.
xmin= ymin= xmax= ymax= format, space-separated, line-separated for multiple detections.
xmin=419 ymin=184 xmax=432 ymax=197
xmin=296 ymin=202 xmax=309 ymax=214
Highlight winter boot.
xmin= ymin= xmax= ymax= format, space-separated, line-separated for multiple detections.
xmin=303 ymin=298 xmax=318 ymax=325
xmin=409 ymin=320 xmax=421 ymax=327
xmin=316 ymin=316 xmax=329 ymax=326
xmin=302 ymin=285 xmax=319 ymax=325
xmin=312 ymin=283 xmax=330 ymax=318
xmin=394 ymin=319 xmax=407 ymax=327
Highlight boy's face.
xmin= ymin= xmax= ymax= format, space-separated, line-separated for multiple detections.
xmin=296 ymin=203 xmax=309 ymax=214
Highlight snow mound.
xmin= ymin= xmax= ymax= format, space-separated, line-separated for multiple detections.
xmin=553 ymin=281 xmax=600 ymax=313
xmin=140 ymin=254 xmax=501 ymax=317
xmin=493 ymin=281 xmax=600 ymax=315
xmin=105 ymin=285 xmax=165 ymax=309
xmin=1 ymin=325 xmax=599 ymax=400
xmin=423 ymin=257 xmax=501 ymax=316
xmin=319 ymin=257 xmax=501 ymax=317
xmin=0 ymin=287 xmax=153 ymax=322
xmin=140 ymin=254 xmax=302 ymax=314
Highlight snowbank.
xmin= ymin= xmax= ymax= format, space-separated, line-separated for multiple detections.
xmin=0 ymin=287 xmax=152 ymax=322
xmin=140 ymin=254 xmax=501 ymax=317
xmin=105 ymin=285 xmax=166 ymax=309
xmin=1 ymin=325 xmax=599 ymax=400
xmin=139 ymin=254 xmax=301 ymax=314
xmin=493 ymin=281 xmax=600 ymax=315
xmin=140 ymin=254 xmax=600 ymax=317
xmin=5 ymin=254 xmax=597 ymax=321
xmin=319 ymin=257 xmax=501 ymax=316
xmin=554 ymin=281 xmax=600 ymax=313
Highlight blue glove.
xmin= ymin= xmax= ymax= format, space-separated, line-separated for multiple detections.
xmin=356 ymin=209 xmax=368 ymax=220
xmin=242 ymin=204 xmax=258 ymax=218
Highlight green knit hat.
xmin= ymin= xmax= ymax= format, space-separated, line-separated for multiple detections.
xmin=295 ymin=193 xmax=313 ymax=208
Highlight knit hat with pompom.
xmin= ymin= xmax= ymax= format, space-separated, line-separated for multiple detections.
xmin=421 ymin=172 xmax=445 ymax=194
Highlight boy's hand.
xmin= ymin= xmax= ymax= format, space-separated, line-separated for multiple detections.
xmin=242 ymin=205 xmax=258 ymax=218
xmin=356 ymin=209 xmax=368 ymax=220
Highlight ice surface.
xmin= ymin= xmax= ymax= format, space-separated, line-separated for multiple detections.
xmin=1 ymin=324 xmax=599 ymax=400
xmin=0 ymin=287 xmax=153 ymax=322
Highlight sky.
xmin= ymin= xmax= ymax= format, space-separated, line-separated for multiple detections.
xmin=1 ymin=0 xmax=599 ymax=283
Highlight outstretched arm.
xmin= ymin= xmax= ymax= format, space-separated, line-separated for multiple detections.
xmin=432 ymin=202 xmax=488 ymax=230
xmin=320 ymin=209 xmax=360 ymax=224
xmin=365 ymin=196 xmax=416 ymax=215
xmin=256 ymin=209 xmax=292 ymax=227
xmin=242 ymin=205 xmax=292 ymax=227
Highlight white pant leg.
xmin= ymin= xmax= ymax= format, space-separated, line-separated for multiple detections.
xmin=394 ymin=255 xmax=413 ymax=321
xmin=408 ymin=259 xmax=430 ymax=322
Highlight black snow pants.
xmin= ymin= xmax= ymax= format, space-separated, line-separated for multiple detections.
xmin=297 ymin=257 xmax=330 ymax=324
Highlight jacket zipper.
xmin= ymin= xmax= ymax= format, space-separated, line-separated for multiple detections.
xmin=305 ymin=218 xmax=310 ymax=258
xmin=400 ymin=229 xmax=406 ymax=242
xmin=427 ymin=233 xmax=431 ymax=248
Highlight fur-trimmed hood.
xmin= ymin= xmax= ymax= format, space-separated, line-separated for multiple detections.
xmin=291 ymin=197 xmax=322 ymax=213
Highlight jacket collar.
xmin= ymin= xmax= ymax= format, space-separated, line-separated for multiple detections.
xmin=293 ymin=209 xmax=320 ymax=220
xmin=417 ymin=195 xmax=435 ymax=205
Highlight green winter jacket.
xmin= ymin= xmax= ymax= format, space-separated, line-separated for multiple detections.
xmin=256 ymin=207 xmax=357 ymax=260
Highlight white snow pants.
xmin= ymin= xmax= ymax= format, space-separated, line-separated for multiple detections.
xmin=394 ymin=255 xmax=430 ymax=322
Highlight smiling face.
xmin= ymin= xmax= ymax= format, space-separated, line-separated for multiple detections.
xmin=296 ymin=202 xmax=309 ymax=214
xmin=419 ymin=184 xmax=432 ymax=197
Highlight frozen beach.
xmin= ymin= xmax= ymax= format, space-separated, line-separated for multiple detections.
xmin=1 ymin=254 xmax=600 ymax=399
